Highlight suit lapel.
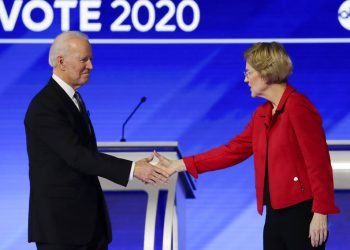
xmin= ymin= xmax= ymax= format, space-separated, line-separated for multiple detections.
xmin=48 ymin=78 xmax=97 ymax=148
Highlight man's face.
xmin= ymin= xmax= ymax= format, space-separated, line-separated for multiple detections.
xmin=60 ymin=38 xmax=93 ymax=90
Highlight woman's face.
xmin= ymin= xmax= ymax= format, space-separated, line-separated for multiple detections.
xmin=244 ymin=62 xmax=269 ymax=98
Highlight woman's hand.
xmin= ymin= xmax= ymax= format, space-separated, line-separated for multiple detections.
xmin=153 ymin=151 xmax=187 ymax=177
xmin=134 ymin=154 xmax=169 ymax=184
xmin=309 ymin=212 xmax=328 ymax=247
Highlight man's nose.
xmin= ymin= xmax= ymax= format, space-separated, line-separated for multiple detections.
xmin=86 ymin=59 xmax=93 ymax=70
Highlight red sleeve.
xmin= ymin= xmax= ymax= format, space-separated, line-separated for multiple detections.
xmin=183 ymin=116 xmax=254 ymax=179
xmin=288 ymin=94 xmax=339 ymax=214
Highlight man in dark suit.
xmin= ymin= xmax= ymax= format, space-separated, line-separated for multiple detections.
xmin=24 ymin=31 xmax=168 ymax=250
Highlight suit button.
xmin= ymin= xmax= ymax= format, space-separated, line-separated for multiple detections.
xmin=293 ymin=177 xmax=299 ymax=182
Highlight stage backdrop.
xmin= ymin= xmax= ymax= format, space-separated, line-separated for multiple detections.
xmin=1 ymin=0 xmax=350 ymax=249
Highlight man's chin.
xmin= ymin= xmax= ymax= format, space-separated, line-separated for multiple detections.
xmin=80 ymin=77 xmax=90 ymax=84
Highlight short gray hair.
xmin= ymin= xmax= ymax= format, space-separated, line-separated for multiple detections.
xmin=48 ymin=31 xmax=89 ymax=67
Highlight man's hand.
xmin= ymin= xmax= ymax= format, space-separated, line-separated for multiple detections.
xmin=134 ymin=154 xmax=169 ymax=184
xmin=309 ymin=212 xmax=328 ymax=247
xmin=153 ymin=151 xmax=186 ymax=177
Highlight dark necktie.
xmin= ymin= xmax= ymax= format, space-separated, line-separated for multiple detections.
xmin=73 ymin=92 xmax=92 ymax=134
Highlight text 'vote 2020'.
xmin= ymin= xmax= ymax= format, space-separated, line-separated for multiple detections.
xmin=0 ymin=0 xmax=201 ymax=33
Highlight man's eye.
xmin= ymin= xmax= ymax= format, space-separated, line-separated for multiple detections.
xmin=80 ymin=57 xmax=92 ymax=63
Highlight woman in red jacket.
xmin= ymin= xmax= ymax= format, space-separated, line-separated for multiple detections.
xmin=155 ymin=42 xmax=339 ymax=250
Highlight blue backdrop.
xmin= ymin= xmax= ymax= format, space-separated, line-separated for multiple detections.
xmin=1 ymin=0 xmax=350 ymax=249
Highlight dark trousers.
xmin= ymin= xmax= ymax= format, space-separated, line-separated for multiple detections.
xmin=36 ymin=239 xmax=107 ymax=250
xmin=263 ymin=199 xmax=326 ymax=250
xmin=36 ymin=206 xmax=108 ymax=250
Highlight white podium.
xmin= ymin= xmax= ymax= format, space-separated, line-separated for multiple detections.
xmin=328 ymin=140 xmax=350 ymax=189
xmin=97 ymin=141 xmax=195 ymax=250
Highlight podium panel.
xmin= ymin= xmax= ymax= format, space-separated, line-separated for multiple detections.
xmin=97 ymin=142 xmax=195 ymax=250
xmin=328 ymin=140 xmax=350 ymax=189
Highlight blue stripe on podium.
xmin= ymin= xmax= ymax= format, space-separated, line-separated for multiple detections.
xmin=104 ymin=190 xmax=169 ymax=249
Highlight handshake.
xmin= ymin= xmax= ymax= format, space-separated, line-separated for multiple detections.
xmin=133 ymin=151 xmax=187 ymax=185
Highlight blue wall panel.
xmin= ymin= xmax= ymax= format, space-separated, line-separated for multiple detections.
xmin=1 ymin=0 xmax=350 ymax=249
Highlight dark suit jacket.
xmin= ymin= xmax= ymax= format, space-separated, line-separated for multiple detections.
xmin=24 ymin=78 xmax=132 ymax=245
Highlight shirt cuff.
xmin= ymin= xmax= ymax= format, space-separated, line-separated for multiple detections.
xmin=129 ymin=162 xmax=135 ymax=181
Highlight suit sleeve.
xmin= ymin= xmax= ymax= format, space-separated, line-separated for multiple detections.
xmin=183 ymin=116 xmax=254 ymax=178
xmin=25 ymin=98 xmax=132 ymax=187
xmin=287 ymin=95 xmax=339 ymax=214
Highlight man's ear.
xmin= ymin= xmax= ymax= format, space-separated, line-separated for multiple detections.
xmin=57 ymin=56 xmax=65 ymax=70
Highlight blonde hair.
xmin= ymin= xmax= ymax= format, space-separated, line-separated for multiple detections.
xmin=244 ymin=42 xmax=293 ymax=83
xmin=49 ymin=31 xmax=89 ymax=67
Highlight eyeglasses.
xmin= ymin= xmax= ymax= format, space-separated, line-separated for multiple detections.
xmin=244 ymin=70 xmax=256 ymax=78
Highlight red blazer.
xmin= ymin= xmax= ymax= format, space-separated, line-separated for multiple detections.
xmin=183 ymin=85 xmax=339 ymax=215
